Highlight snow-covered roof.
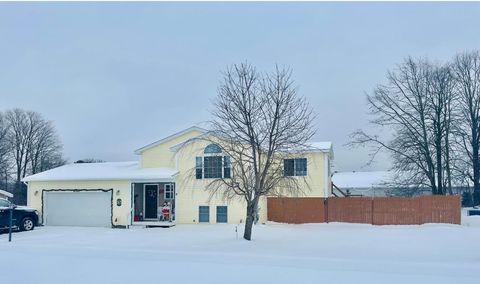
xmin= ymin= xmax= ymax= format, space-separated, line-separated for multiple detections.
xmin=22 ymin=162 xmax=178 ymax=182
xmin=307 ymin=142 xmax=333 ymax=152
xmin=332 ymin=171 xmax=393 ymax=188
xmin=135 ymin=126 xmax=208 ymax=154
xmin=0 ymin=189 xmax=13 ymax=198
xmin=170 ymin=136 xmax=333 ymax=155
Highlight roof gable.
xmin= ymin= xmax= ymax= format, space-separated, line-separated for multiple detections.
xmin=134 ymin=126 xmax=207 ymax=155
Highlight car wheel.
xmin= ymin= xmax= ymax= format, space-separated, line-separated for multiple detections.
xmin=20 ymin=217 xmax=35 ymax=231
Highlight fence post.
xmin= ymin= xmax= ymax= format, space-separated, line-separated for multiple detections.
xmin=324 ymin=198 xmax=329 ymax=223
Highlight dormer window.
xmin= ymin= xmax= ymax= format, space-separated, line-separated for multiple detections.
xmin=196 ymin=144 xmax=231 ymax=179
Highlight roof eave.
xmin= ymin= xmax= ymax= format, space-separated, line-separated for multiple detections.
xmin=23 ymin=176 xmax=177 ymax=183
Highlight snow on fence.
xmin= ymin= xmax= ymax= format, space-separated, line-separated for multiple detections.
xmin=267 ymin=195 xmax=461 ymax=225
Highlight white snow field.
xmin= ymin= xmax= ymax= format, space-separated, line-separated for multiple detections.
xmin=1 ymin=218 xmax=479 ymax=284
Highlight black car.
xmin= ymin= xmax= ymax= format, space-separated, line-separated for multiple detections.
xmin=0 ymin=198 xmax=39 ymax=231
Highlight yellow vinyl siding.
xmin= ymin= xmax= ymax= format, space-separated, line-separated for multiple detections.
xmin=173 ymin=138 xmax=267 ymax=224
xmin=140 ymin=129 xmax=204 ymax=168
xmin=281 ymin=152 xmax=331 ymax=197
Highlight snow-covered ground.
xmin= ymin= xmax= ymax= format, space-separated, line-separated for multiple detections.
xmin=1 ymin=217 xmax=479 ymax=284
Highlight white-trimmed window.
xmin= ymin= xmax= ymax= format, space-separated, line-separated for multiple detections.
xmin=164 ymin=183 xmax=174 ymax=200
xmin=284 ymin=158 xmax=307 ymax=176
xmin=195 ymin=144 xmax=231 ymax=179
xmin=199 ymin=206 xmax=210 ymax=222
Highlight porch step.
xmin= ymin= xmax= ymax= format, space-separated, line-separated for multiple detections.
xmin=130 ymin=221 xmax=176 ymax=229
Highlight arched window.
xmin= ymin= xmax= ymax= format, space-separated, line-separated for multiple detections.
xmin=204 ymin=144 xmax=222 ymax=154
xmin=196 ymin=144 xmax=231 ymax=179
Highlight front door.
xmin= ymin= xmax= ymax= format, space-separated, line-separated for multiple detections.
xmin=144 ymin=184 xmax=158 ymax=219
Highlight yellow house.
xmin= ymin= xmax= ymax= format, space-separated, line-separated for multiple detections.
xmin=22 ymin=126 xmax=333 ymax=227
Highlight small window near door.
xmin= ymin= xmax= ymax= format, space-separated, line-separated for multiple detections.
xmin=216 ymin=206 xmax=228 ymax=223
xmin=164 ymin=184 xmax=174 ymax=200
xmin=199 ymin=206 xmax=209 ymax=223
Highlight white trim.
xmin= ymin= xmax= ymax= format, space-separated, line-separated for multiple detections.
xmin=129 ymin=182 xmax=134 ymax=227
xmin=129 ymin=178 xmax=174 ymax=183
xmin=24 ymin=177 xmax=177 ymax=182
xmin=169 ymin=133 xmax=210 ymax=153
xmin=143 ymin=184 xmax=159 ymax=220
xmin=134 ymin=126 xmax=208 ymax=154
xmin=324 ymin=153 xmax=330 ymax=197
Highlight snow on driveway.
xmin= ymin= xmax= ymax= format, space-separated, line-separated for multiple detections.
xmin=1 ymin=221 xmax=479 ymax=284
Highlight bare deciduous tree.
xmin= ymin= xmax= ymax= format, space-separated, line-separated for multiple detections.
xmin=0 ymin=113 xmax=12 ymax=190
xmin=4 ymin=109 xmax=65 ymax=204
xmin=452 ymin=51 xmax=480 ymax=205
xmin=428 ymin=64 xmax=456 ymax=195
xmin=29 ymin=119 xmax=64 ymax=174
xmin=207 ymin=63 xmax=315 ymax=240
xmin=350 ymin=58 xmax=456 ymax=196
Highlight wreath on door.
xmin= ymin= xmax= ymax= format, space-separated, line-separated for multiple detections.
xmin=148 ymin=190 xmax=156 ymax=198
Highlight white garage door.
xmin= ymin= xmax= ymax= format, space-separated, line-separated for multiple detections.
xmin=44 ymin=191 xmax=112 ymax=227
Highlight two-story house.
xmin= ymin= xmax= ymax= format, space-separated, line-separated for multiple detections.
xmin=23 ymin=126 xmax=333 ymax=227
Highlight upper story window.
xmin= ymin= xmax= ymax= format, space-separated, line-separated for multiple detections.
xmin=204 ymin=144 xmax=222 ymax=154
xmin=284 ymin=158 xmax=307 ymax=176
xmin=196 ymin=144 xmax=231 ymax=179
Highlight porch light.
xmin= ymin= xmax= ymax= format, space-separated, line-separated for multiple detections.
xmin=116 ymin=190 xmax=121 ymax=196
xmin=34 ymin=190 xmax=39 ymax=196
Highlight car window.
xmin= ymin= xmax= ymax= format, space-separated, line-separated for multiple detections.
xmin=0 ymin=199 xmax=11 ymax=208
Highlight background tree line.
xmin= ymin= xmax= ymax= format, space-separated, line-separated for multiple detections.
xmin=351 ymin=50 xmax=480 ymax=206
xmin=0 ymin=108 xmax=65 ymax=204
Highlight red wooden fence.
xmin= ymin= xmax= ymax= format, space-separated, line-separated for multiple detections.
xmin=267 ymin=195 xmax=461 ymax=225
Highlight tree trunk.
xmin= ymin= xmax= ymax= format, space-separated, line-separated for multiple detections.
xmin=444 ymin=132 xmax=453 ymax=195
xmin=473 ymin=144 xmax=480 ymax=205
xmin=435 ymin=134 xmax=443 ymax=195
xmin=472 ymin=122 xmax=480 ymax=205
xmin=243 ymin=197 xmax=259 ymax=241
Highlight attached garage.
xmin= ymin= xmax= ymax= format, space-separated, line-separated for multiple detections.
xmin=43 ymin=190 xmax=112 ymax=227
xmin=23 ymin=161 xmax=178 ymax=227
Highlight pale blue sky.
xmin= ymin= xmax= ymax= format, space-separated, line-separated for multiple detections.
xmin=1 ymin=2 xmax=480 ymax=171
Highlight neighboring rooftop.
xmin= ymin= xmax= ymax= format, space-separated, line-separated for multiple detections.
xmin=332 ymin=171 xmax=393 ymax=189
xmin=0 ymin=189 xmax=13 ymax=198
xmin=22 ymin=162 xmax=178 ymax=182
xmin=307 ymin=142 xmax=333 ymax=152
